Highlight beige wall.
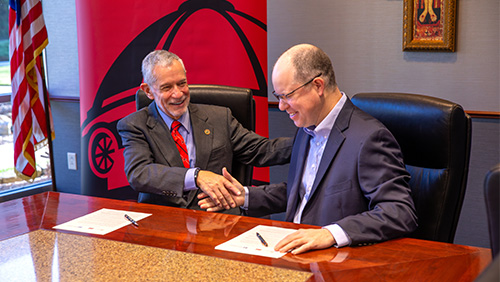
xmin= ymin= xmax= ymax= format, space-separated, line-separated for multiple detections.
xmin=267 ymin=0 xmax=499 ymax=112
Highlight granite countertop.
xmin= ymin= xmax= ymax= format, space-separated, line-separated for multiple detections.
xmin=0 ymin=230 xmax=312 ymax=281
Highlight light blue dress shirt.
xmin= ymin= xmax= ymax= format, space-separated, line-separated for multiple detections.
xmin=157 ymin=105 xmax=199 ymax=191
xmin=292 ymin=93 xmax=350 ymax=247
xmin=243 ymin=93 xmax=351 ymax=247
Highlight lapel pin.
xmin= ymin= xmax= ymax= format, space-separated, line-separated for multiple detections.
xmin=204 ymin=129 xmax=211 ymax=135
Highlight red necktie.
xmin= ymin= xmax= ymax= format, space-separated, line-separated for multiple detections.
xmin=171 ymin=120 xmax=190 ymax=168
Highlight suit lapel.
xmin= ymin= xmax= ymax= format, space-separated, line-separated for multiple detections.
xmin=309 ymin=99 xmax=354 ymax=199
xmin=148 ymin=103 xmax=211 ymax=206
xmin=147 ymin=102 xmax=184 ymax=167
xmin=185 ymin=104 xmax=214 ymax=206
xmin=285 ymin=130 xmax=310 ymax=222
xmin=189 ymin=104 xmax=213 ymax=170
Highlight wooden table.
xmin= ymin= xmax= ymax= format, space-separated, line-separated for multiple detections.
xmin=0 ymin=192 xmax=492 ymax=281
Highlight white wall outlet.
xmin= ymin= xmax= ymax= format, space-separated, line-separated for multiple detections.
xmin=67 ymin=152 xmax=77 ymax=170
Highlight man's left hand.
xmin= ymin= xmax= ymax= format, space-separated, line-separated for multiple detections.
xmin=274 ymin=228 xmax=336 ymax=255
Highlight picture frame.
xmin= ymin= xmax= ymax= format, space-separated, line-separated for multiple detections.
xmin=403 ymin=0 xmax=457 ymax=52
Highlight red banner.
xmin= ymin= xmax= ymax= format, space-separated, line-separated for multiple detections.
xmin=76 ymin=0 xmax=268 ymax=199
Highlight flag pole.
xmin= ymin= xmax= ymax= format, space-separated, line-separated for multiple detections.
xmin=39 ymin=52 xmax=56 ymax=190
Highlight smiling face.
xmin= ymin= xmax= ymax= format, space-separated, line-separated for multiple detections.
xmin=272 ymin=60 xmax=323 ymax=128
xmin=142 ymin=60 xmax=190 ymax=120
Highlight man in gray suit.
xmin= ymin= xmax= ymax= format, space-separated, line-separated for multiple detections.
xmin=117 ymin=50 xmax=292 ymax=213
xmin=199 ymin=44 xmax=418 ymax=253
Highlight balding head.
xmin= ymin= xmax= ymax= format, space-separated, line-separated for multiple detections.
xmin=272 ymin=44 xmax=342 ymax=128
xmin=274 ymin=44 xmax=337 ymax=91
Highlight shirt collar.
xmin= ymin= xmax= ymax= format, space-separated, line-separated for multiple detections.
xmin=157 ymin=104 xmax=191 ymax=133
xmin=303 ymin=92 xmax=347 ymax=138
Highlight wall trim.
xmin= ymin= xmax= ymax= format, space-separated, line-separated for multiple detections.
xmin=50 ymin=96 xmax=80 ymax=102
xmin=465 ymin=111 xmax=500 ymax=119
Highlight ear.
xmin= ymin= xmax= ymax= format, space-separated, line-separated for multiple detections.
xmin=314 ymin=77 xmax=325 ymax=96
xmin=140 ymin=83 xmax=154 ymax=100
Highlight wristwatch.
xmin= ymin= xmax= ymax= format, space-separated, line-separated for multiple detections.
xmin=193 ymin=168 xmax=201 ymax=188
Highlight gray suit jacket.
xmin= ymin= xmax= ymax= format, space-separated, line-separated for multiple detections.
xmin=247 ymin=98 xmax=418 ymax=245
xmin=117 ymin=102 xmax=292 ymax=211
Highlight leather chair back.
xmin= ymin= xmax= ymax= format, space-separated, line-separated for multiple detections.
xmin=484 ymin=164 xmax=500 ymax=258
xmin=352 ymin=92 xmax=472 ymax=243
xmin=136 ymin=84 xmax=255 ymax=186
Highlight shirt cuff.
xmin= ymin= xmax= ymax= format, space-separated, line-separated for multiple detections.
xmin=323 ymin=224 xmax=351 ymax=248
xmin=184 ymin=168 xmax=199 ymax=191
xmin=241 ymin=186 xmax=249 ymax=210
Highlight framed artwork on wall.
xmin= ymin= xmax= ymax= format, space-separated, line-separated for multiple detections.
xmin=403 ymin=0 xmax=457 ymax=52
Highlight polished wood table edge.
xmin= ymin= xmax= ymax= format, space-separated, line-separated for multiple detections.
xmin=1 ymin=191 xmax=493 ymax=281
xmin=0 ymin=190 xmax=50 ymax=241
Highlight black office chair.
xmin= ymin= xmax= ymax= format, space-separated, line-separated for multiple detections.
xmin=484 ymin=163 xmax=500 ymax=258
xmin=135 ymin=84 xmax=256 ymax=186
xmin=351 ymin=92 xmax=472 ymax=243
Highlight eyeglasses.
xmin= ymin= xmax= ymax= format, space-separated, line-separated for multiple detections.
xmin=272 ymin=73 xmax=322 ymax=101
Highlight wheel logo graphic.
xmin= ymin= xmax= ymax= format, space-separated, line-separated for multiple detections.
xmin=92 ymin=132 xmax=115 ymax=174
xmin=88 ymin=127 xmax=118 ymax=177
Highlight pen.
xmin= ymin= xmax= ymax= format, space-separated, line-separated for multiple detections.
xmin=124 ymin=214 xmax=139 ymax=227
xmin=256 ymin=232 xmax=268 ymax=247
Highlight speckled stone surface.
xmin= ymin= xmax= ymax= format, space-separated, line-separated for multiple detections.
xmin=0 ymin=230 xmax=312 ymax=281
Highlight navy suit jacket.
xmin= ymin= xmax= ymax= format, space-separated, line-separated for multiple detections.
xmin=117 ymin=102 xmax=292 ymax=211
xmin=247 ymin=98 xmax=418 ymax=245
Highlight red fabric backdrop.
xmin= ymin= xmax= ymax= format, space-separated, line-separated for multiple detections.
xmin=76 ymin=0 xmax=268 ymax=199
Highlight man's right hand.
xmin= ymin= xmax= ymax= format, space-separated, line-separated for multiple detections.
xmin=196 ymin=168 xmax=242 ymax=210
xmin=198 ymin=168 xmax=245 ymax=211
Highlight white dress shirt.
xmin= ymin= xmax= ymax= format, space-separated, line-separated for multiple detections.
xmin=293 ymin=93 xmax=350 ymax=247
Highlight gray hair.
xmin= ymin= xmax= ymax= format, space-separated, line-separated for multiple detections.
xmin=142 ymin=50 xmax=186 ymax=86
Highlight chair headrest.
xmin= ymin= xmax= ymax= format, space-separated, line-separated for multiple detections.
xmin=136 ymin=89 xmax=153 ymax=110
xmin=352 ymin=92 xmax=471 ymax=168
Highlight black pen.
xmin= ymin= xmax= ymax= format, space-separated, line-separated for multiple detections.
xmin=256 ymin=232 xmax=268 ymax=247
xmin=124 ymin=214 xmax=139 ymax=227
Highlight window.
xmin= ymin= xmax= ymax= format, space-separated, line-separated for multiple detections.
xmin=0 ymin=0 xmax=51 ymax=198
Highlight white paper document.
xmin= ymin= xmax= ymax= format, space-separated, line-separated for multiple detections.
xmin=53 ymin=208 xmax=152 ymax=235
xmin=215 ymin=225 xmax=297 ymax=258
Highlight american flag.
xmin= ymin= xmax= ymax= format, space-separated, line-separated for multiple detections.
xmin=9 ymin=0 xmax=53 ymax=180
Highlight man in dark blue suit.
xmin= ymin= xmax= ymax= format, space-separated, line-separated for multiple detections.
xmin=199 ymin=44 xmax=417 ymax=254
